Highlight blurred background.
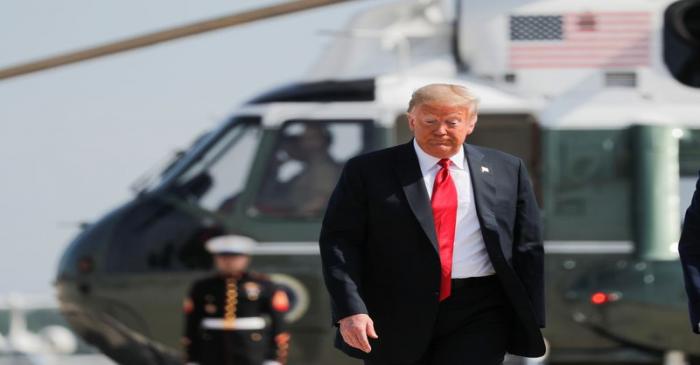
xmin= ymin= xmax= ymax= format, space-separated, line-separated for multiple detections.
xmin=0 ymin=0 xmax=699 ymax=364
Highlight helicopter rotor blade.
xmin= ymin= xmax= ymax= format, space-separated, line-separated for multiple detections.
xmin=0 ymin=0 xmax=354 ymax=81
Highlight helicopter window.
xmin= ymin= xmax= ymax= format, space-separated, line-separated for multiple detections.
xmin=105 ymin=119 xmax=262 ymax=273
xmin=131 ymin=131 xmax=211 ymax=195
xmin=544 ymin=130 xmax=632 ymax=240
xmin=249 ymin=119 xmax=373 ymax=219
xmin=173 ymin=117 xmax=262 ymax=214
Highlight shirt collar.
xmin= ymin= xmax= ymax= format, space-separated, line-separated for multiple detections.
xmin=412 ymin=138 xmax=465 ymax=173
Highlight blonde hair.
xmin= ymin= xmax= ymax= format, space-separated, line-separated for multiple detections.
xmin=407 ymin=83 xmax=479 ymax=114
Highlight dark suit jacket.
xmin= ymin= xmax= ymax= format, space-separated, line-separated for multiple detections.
xmin=319 ymin=139 xmax=546 ymax=363
xmin=679 ymin=171 xmax=700 ymax=334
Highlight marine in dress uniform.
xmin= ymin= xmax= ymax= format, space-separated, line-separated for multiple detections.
xmin=182 ymin=235 xmax=291 ymax=365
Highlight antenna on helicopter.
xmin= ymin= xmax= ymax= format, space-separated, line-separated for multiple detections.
xmin=0 ymin=0 xmax=357 ymax=81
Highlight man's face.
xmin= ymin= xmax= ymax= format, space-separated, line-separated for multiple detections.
xmin=299 ymin=127 xmax=329 ymax=155
xmin=214 ymin=254 xmax=250 ymax=275
xmin=407 ymin=102 xmax=477 ymax=159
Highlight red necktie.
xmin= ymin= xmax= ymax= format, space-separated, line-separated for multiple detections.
xmin=431 ymin=158 xmax=458 ymax=301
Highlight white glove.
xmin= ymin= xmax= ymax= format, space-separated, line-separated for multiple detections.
xmin=262 ymin=361 xmax=282 ymax=365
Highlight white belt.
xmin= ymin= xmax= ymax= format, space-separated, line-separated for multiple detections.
xmin=201 ymin=317 xmax=266 ymax=331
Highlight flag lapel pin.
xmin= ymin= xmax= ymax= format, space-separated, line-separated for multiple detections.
xmin=481 ymin=166 xmax=490 ymax=173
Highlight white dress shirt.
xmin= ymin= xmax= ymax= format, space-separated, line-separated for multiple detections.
xmin=413 ymin=138 xmax=496 ymax=278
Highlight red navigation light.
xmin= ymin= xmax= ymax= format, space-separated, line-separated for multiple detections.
xmin=591 ymin=292 xmax=608 ymax=305
xmin=77 ymin=256 xmax=94 ymax=274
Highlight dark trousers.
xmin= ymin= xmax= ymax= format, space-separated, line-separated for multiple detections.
xmin=365 ymin=275 xmax=514 ymax=365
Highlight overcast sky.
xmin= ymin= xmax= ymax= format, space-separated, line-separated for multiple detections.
xmin=0 ymin=0 xmax=397 ymax=296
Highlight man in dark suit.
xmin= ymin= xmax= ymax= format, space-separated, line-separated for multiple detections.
xmin=319 ymin=83 xmax=545 ymax=365
xmin=679 ymin=171 xmax=700 ymax=334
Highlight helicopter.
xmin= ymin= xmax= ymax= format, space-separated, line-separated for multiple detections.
xmin=2 ymin=0 xmax=699 ymax=363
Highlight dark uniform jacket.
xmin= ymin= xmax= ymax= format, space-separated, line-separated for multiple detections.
xmin=680 ymin=171 xmax=700 ymax=334
xmin=319 ymin=139 xmax=546 ymax=363
xmin=183 ymin=272 xmax=290 ymax=365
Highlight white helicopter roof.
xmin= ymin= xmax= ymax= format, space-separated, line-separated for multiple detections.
xmin=235 ymin=75 xmax=539 ymax=129
xmin=235 ymin=62 xmax=700 ymax=131
xmin=235 ymin=0 xmax=700 ymax=131
xmin=375 ymin=74 xmax=539 ymax=115
xmin=540 ymin=88 xmax=700 ymax=130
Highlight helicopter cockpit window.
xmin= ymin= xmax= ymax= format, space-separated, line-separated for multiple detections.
xmin=250 ymin=120 xmax=372 ymax=219
xmin=105 ymin=118 xmax=262 ymax=273
xmin=172 ymin=117 xmax=262 ymax=215
xmin=131 ymin=131 xmax=211 ymax=195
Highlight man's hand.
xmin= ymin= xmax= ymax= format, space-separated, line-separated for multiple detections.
xmin=338 ymin=314 xmax=379 ymax=353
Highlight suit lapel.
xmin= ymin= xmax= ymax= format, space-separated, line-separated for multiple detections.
xmin=465 ymin=143 xmax=499 ymax=233
xmin=393 ymin=140 xmax=439 ymax=253
xmin=392 ymin=141 xmax=500 ymax=254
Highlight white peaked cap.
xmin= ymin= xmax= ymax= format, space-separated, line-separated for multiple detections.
xmin=205 ymin=235 xmax=257 ymax=255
